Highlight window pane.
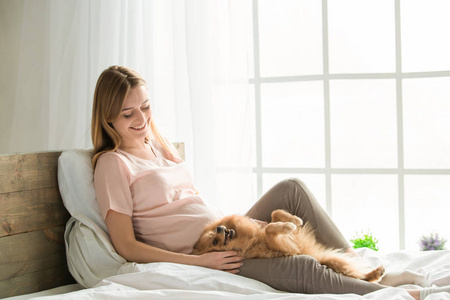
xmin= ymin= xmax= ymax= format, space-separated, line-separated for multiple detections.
xmin=258 ymin=0 xmax=322 ymax=77
xmin=328 ymin=0 xmax=395 ymax=74
xmin=330 ymin=80 xmax=398 ymax=168
xmin=401 ymin=0 xmax=450 ymax=72
xmin=261 ymin=81 xmax=325 ymax=168
xmin=263 ymin=174 xmax=326 ymax=209
xmin=403 ymin=77 xmax=450 ymax=169
xmin=332 ymin=175 xmax=399 ymax=252
xmin=405 ymin=175 xmax=450 ymax=250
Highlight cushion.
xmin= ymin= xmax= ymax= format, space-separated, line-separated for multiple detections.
xmin=65 ymin=215 xmax=125 ymax=288
xmin=58 ymin=149 xmax=108 ymax=233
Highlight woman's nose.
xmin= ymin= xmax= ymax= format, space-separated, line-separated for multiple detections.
xmin=136 ymin=111 xmax=146 ymax=123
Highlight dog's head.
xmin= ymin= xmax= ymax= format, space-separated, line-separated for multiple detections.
xmin=193 ymin=215 xmax=258 ymax=254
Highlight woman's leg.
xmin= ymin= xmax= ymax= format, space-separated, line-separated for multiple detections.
xmin=242 ymin=178 xmax=436 ymax=299
xmin=239 ymin=255 xmax=384 ymax=294
xmin=245 ymin=178 xmax=349 ymax=250
xmin=241 ymin=178 xmax=385 ymax=294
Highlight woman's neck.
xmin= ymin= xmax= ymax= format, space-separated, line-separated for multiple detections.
xmin=120 ymin=140 xmax=157 ymax=160
xmin=120 ymin=140 xmax=147 ymax=151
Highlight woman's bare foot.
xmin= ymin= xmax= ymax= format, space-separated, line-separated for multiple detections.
xmin=380 ymin=270 xmax=426 ymax=287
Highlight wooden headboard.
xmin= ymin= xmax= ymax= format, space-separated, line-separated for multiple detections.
xmin=0 ymin=143 xmax=185 ymax=298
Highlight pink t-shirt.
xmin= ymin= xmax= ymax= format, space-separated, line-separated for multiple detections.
xmin=94 ymin=140 xmax=223 ymax=254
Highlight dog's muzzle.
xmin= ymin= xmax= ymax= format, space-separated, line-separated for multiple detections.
xmin=216 ymin=226 xmax=235 ymax=245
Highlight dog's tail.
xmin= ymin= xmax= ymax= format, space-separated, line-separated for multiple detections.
xmin=295 ymin=224 xmax=384 ymax=282
xmin=318 ymin=251 xmax=384 ymax=282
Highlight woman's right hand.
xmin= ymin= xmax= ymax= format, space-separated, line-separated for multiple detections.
xmin=196 ymin=251 xmax=244 ymax=274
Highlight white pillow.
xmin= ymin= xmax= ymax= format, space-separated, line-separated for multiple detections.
xmin=58 ymin=149 xmax=108 ymax=233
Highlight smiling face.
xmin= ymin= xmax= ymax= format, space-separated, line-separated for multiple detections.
xmin=112 ymin=85 xmax=152 ymax=148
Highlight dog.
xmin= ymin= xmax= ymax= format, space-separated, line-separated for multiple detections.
xmin=193 ymin=209 xmax=384 ymax=282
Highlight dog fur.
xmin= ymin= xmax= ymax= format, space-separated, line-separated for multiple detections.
xmin=193 ymin=209 xmax=384 ymax=282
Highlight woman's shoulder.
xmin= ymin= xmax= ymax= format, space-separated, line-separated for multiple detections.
xmin=97 ymin=150 xmax=122 ymax=163
xmin=97 ymin=148 xmax=163 ymax=177
xmin=95 ymin=150 xmax=129 ymax=172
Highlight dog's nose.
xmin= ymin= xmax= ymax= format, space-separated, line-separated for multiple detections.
xmin=216 ymin=226 xmax=225 ymax=233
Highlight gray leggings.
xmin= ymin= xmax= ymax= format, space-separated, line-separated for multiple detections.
xmin=240 ymin=178 xmax=384 ymax=295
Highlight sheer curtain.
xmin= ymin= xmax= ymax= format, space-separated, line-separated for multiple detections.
xmin=5 ymin=0 xmax=253 ymax=213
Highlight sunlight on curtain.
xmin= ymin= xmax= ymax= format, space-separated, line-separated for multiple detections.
xmin=10 ymin=0 xmax=157 ymax=153
xmin=184 ymin=1 xmax=253 ymax=214
xmin=7 ymin=0 xmax=253 ymax=213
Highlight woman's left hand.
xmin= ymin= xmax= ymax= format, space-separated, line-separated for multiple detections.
xmin=195 ymin=251 xmax=244 ymax=274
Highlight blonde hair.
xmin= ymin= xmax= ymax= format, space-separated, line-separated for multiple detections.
xmin=91 ymin=66 xmax=175 ymax=167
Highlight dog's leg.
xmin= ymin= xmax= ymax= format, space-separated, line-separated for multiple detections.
xmin=264 ymin=222 xmax=299 ymax=255
xmin=265 ymin=222 xmax=297 ymax=235
xmin=271 ymin=209 xmax=303 ymax=227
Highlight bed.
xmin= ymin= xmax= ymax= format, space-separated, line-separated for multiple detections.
xmin=1 ymin=144 xmax=449 ymax=300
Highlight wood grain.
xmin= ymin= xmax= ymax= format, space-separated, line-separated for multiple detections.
xmin=0 ymin=151 xmax=61 ymax=194
xmin=0 ymin=151 xmax=73 ymax=297
xmin=0 ymin=187 xmax=69 ymax=237
xmin=0 ymin=226 xmax=74 ymax=298
xmin=0 ymin=265 xmax=74 ymax=298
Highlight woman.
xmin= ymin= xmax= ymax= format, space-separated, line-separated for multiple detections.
xmin=91 ymin=66 xmax=446 ymax=300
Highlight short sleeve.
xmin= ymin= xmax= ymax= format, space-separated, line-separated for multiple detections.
xmin=94 ymin=152 xmax=133 ymax=219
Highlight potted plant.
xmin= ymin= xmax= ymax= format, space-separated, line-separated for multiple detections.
xmin=418 ymin=232 xmax=447 ymax=251
xmin=350 ymin=231 xmax=379 ymax=251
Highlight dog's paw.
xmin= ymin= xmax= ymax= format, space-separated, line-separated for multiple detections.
xmin=265 ymin=222 xmax=297 ymax=234
xmin=271 ymin=210 xmax=303 ymax=226
xmin=277 ymin=222 xmax=297 ymax=233
xmin=289 ymin=215 xmax=303 ymax=227
xmin=365 ymin=265 xmax=385 ymax=282
xmin=283 ymin=222 xmax=297 ymax=233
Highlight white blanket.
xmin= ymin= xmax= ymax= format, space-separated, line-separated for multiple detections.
xmin=27 ymin=260 xmax=450 ymax=300
xmin=31 ymin=215 xmax=450 ymax=299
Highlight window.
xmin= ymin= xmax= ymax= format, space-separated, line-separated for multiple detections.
xmin=251 ymin=0 xmax=450 ymax=251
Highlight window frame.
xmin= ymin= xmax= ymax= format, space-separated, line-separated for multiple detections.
xmin=251 ymin=0 xmax=450 ymax=250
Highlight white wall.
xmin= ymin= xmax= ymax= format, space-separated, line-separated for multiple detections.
xmin=0 ymin=0 xmax=25 ymax=154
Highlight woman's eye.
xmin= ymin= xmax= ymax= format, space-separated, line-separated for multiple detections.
xmin=212 ymin=239 xmax=218 ymax=246
xmin=142 ymin=105 xmax=150 ymax=110
xmin=124 ymin=114 xmax=132 ymax=119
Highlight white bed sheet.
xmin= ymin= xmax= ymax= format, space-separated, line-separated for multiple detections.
xmin=22 ymin=249 xmax=450 ymax=300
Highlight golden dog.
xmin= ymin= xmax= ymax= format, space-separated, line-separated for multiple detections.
xmin=193 ymin=209 xmax=384 ymax=282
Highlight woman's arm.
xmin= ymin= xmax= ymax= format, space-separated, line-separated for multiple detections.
xmin=106 ymin=210 xmax=244 ymax=273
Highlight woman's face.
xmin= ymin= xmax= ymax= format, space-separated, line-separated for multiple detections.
xmin=112 ymin=85 xmax=152 ymax=148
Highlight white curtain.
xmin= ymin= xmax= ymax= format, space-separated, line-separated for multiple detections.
xmin=4 ymin=0 xmax=253 ymax=213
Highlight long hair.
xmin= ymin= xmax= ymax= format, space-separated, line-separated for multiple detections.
xmin=91 ymin=66 xmax=176 ymax=167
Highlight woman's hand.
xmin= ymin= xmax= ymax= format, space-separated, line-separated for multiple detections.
xmin=197 ymin=251 xmax=244 ymax=274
